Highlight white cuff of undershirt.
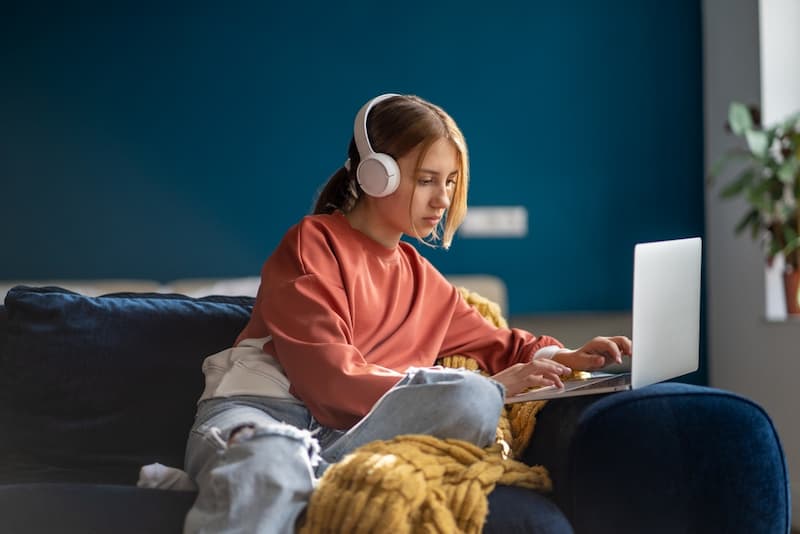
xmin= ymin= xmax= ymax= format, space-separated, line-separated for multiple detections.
xmin=532 ymin=345 xmax=563 ymax=360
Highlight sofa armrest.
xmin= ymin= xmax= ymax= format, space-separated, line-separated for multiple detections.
xmin=523 ymin=383 xmax=791 ymax=534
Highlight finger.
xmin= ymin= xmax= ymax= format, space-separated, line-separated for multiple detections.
xmin=504 ymin=371 xmax=564 ymax=396
xmin=528 ymin=359 xmax=571 ymax=376
xmin=503 ymin=377 xmax=555 ymax=397
xmin=599 ymin=336 xmax=631 ymax=362
xmin=611 ymin=336 xmax=632 ymax=356
xmin=590 ymin=337 xmax=623 ymax=363
xmin=570 ymin=350 xmax=609 ymax=369
xmin=545 ymin=372 xmax=565 ymax=389
xmin=581 ymin=353 xmax=608 ymax=369
xmin=553 ymin=350 xmax=602 ymax=371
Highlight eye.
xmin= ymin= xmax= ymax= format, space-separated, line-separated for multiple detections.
xmin=446 ymin=178 xmax=457 ymax=188
xmin=417 ymin=177 xmax=434 ymax=185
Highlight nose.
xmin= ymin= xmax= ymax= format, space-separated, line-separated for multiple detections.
xmin=431 ymin=183 xmax=451 ymax=209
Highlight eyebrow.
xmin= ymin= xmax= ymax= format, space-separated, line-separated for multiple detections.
xmin=418 ymin=168 xmax=459 ymax=177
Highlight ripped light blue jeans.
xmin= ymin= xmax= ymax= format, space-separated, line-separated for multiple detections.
xmin=183 ymin=367 xmax=505 ymax=534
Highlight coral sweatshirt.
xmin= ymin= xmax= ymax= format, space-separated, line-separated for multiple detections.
xmin=199 ymin=212 xmax=562 ymax=430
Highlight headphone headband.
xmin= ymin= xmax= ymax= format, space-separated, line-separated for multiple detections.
xmin=353 ymin=93 xmax=400 ymax=160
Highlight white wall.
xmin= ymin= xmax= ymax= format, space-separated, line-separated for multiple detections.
xmin=760 ymin=0 xmax=800 ymax=124
xmin=703 ymin=0 xmax=800 ymax=526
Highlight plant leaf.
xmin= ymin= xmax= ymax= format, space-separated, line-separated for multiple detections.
xmin=729 ymin=102 xmax=753 ymax=135
xmin=781 ymin=112 xmax=800 ymax=132
xmin=769 ymin=235 xmax=783 ymax=257
xmin=719 ymin=169 xmax=755 ymax=198
xmin=783 ymin=237 xmax=800 ymax=256
xmin=783 ymin=225 xmax=798 ymax=244
xmin=778 ymin=200 xmax=795 ymax=221
xmin=781 ymin=225 xmax=800 ymax=257
xmin=777 ymin=159 xmax=798 ymax=184
xmin=734 ymin=209 xmax=759 ymax=235
xmin=746 ymin=182 xmax=773 ymax=213
xmin=754 ymin=218 xmax=766 ymax=240
xmin=745 ymin=130 xmax=769 ymax=158
xmin=708 ymin=148 xmax=752 ymax=180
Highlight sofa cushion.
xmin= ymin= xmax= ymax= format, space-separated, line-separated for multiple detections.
xmin=0 ymin=286 xmax=254 ymax=484
xmin=0 ymin=483 xmax=197 ymax=534
xmin=0 ymin=483 xmax=573 ymax=534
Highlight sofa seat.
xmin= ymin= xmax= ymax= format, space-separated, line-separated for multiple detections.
xmin=0 ymin=482 xmax=573 ymax=534
xmin=0 ymin=483 xmax=196 ymax=534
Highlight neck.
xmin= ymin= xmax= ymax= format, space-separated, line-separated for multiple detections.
xmin=344 ymin=202 xmax=401 ymax=249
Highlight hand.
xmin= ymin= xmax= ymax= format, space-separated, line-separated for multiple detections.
xmin=552 ymin=336 xmax=632 ymax=371
xmin=491 ymin=359 xmax=572 ymax=397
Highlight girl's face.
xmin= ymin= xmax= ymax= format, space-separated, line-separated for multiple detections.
xmin=379 ymin=137 xmax=459 ymax=245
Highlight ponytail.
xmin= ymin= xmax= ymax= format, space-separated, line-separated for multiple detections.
xmin=313 ymin=139 xmax=361 ymax=214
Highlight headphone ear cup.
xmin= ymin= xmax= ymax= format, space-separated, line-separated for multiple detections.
xmin=356 ymin=153 xmax=400 ymax=197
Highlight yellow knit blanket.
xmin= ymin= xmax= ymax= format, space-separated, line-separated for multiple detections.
xmin=299 ymin=288 xmax=551 ymax=533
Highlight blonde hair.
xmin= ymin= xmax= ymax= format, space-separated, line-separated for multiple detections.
xmin=313 ymin=94 xmax=469 ymax=249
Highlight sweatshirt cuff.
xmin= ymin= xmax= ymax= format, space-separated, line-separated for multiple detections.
xmin=532 ymin=345 xmax=563 ymax=360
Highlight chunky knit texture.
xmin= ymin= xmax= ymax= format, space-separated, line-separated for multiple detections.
xmin=298 ymin=288 xmax=553 ymax=533
xmin=298 ymin=435 xmax=552 ymax=534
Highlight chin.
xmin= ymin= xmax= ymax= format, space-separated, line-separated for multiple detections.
xmin=407 ymin=228 xmax=434 ymax=240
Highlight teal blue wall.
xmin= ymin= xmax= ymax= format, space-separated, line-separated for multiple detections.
xmin=0 ymin=2 xmax=703 ymax=316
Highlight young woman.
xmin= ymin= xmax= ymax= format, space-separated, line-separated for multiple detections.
xmin=183 ymin=93 xmax=631 ymax=534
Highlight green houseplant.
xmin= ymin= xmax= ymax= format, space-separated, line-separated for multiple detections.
xmin=710 ymin=102 xmax=800 ymax=314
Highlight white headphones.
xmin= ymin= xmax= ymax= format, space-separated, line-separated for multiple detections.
xmin=352 ymin=93 xmax=401 ymax=197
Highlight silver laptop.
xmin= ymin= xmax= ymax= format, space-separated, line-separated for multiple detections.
xmin=506 ymin=237 xmax=701 ymax=403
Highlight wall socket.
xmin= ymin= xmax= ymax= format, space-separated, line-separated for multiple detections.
xmin=459 ymin=206 xmax=528 ymax=238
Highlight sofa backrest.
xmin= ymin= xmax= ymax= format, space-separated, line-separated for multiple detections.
xmin=0 ymin=286 xmax=254 ymax=484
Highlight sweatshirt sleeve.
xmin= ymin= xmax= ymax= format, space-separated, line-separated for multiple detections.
xmin=439 ymin=284 xmax=564 ymax=375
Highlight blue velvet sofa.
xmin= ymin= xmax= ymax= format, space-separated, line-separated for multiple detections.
xmin=0 ymin=286 xmax=791 ymax=533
